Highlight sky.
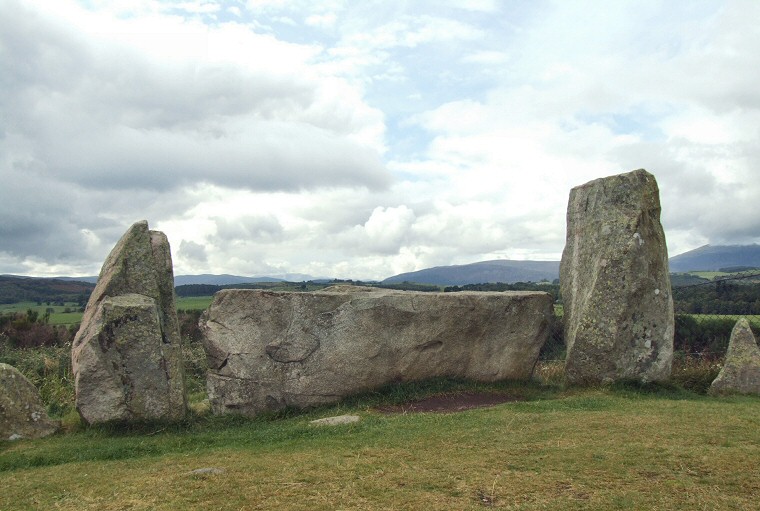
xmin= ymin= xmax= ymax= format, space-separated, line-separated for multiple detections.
xmin=1 ymin=0 xmax=759 ymax=281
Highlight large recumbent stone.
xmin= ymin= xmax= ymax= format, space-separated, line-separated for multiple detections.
xmin=200 ymin=286 xmax=552 ymax=416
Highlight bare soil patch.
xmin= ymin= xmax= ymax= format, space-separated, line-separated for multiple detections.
xmin=375 ymin=392 xmax=522 ymax=414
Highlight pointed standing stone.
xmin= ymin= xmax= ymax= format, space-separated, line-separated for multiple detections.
xmin=560 ymin=169 xmax=674 ymax=385
xmin=72 ymin=220 xmax=187 ymax=424
xmin=709 ymin=319 xmax=760 ymax=395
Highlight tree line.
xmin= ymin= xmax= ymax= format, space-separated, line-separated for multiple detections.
xmin=4 ymin=277 xmax=760 ymax=358
xmin=0 ymin=276 xmax=93 ymax=305
xmin=672 ymin=281 xmax=760 ymax=315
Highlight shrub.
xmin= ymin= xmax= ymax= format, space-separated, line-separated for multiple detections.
xmin=0 ymin=341 xmax=75 ymax=418
xmin=0 ymin=311 xmax=75 ymax=348
xmin=674 ymin=315 xmax=739 ymax=357
xmin=669 ymin=353 xmax=722 ymax=394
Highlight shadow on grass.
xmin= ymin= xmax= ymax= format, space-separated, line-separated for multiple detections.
xmin=577 ymin=379 xmax=712 ymax=401
xmin=336 ymin=376 xmax=561 ymax=410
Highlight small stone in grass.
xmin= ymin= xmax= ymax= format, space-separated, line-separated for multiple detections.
xmin=309 ymin=415 xmax=361 ymax=426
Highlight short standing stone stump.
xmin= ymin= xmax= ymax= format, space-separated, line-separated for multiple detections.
xmin=1 ymin=363 xmax=59 ymax=440
xmin=200 ymin=286 xmax=552 ymax=416
xmin=710 ymin=318 xmax=760 ymax=395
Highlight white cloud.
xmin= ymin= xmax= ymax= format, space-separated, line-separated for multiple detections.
xmin=1 ymin=0 xmax=759 ymax=280
xmin=462 ymin=50 xmax=509 ymax=65
xmin=2 ymin=0 xmax=388 ymax=193
xmin=179 ymin=240 xmax=208 ymax=265
xmin=393 ymin=0 xmax=760 ymax=261
xmin=305 ymin=13 xmax=337 ymax=29
xmin=246 ymin=0 xmax=289 ymax=9
xmin=213 ymin=214 xmax=284 ymax=242
xmin=446 ymin=0 xmax=499 ymax=13
xmin=349 ymin=205 xmax=416 ymax=255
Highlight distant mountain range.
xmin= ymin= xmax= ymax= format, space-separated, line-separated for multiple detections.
xmin=4 ymin=244 xmax=758 ymax=294
xmin=667 ymin=244 xmax=760 ymax=273
xmin=53 ymin=273 xmax=317 ymax=286
xmin=381 ymin=244 xmax=760 ymax=286
xmin=382 ymin=260 xmax=561 ymax=286
xmin=173 ymin=274 xmax=284 ymax=286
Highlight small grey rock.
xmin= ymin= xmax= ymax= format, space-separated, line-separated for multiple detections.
xmin=310 ymin=415 xmax=361 ymax=426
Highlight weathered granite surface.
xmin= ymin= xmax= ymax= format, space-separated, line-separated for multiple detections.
xmin=200 ymin=286 xmax=552 ymax=416
xmin=560 ymin=169 xmax=674 ymax=385
xmin=1 ymin=363 xmax=59 ymax=440
xmin=72 ymin=220 xmax=186 ymax=424
xmin=710 ymin=318 xmax=760 ymax=395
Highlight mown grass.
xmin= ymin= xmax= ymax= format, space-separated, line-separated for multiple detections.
xmin=2 ymin=379 xmax=759 ymax=511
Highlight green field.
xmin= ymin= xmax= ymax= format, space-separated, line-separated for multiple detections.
xmin=688 ymin=314 xmax=760 ymax=328
xmin=176 ymin=296 xmax=214 ymax=311
xmin=1 ymin=381 xmax=758 ymax=511
xmin=0 ymin=302 xmax=83 ymax=326
xmin=1 ymin=296 xmax=215 ymax=325
xmin=687 ymin=271 xmax=729 ymax=280
xmin=686 ymin=270 xmax=760 ymax=282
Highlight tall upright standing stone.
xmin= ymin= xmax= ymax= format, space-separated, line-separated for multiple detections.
xmin=72 ymin=220 xmax=187 ymax=424
xmin=560 ymin=169 xmax=673 ymax=384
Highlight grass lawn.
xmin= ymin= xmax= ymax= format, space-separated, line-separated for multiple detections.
xmin=2 ymin=382 xmax=759 ymax=511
